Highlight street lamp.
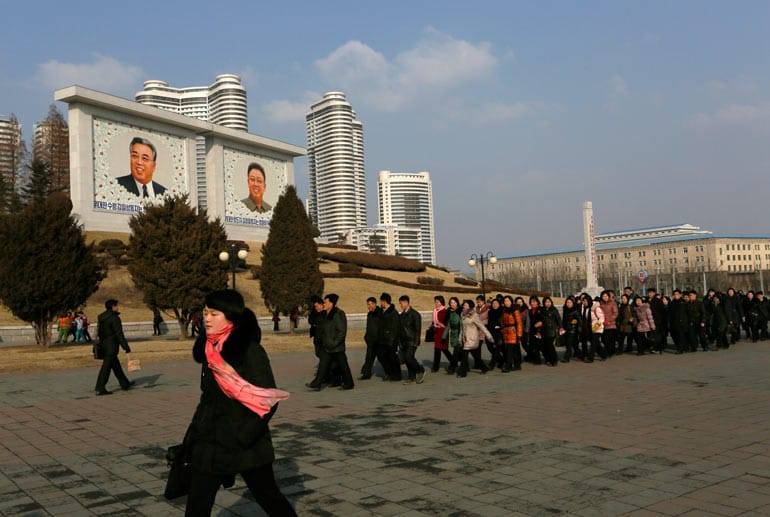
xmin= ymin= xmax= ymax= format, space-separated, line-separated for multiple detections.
xmin=219 ymin=243 xmax=248 ymax=290
xmin=468 ymin=251 xmax=497 ymax=299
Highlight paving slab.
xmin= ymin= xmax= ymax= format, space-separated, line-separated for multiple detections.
xmin=2 ymin=342 xmax=770 ymax=515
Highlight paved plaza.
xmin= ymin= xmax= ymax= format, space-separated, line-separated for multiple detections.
xmin=2 ymin=341 xmax=770 ymax=516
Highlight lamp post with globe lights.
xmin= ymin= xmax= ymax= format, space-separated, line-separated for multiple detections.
xmin=219 ymin=244 xmax=248 ymax=291
xmin=469 ymin=252 xmax=497 ymax=300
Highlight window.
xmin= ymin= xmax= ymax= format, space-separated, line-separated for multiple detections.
xmin=683 ymin=247 xmax=688 ymax=253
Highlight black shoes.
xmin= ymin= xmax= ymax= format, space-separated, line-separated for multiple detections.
xmin=95 ymin=389 xmax=112 ymax=396
xmin=122 ymin=381 xmax=136 ymax=391
xmin=305 ymin=383 xmax=321 ymax=391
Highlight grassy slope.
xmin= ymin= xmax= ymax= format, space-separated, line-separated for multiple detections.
xmin=0 ymin=233 xmax=494 ymax=325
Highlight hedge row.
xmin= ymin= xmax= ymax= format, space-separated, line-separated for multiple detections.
xmin=417 ymin=276 xmax=444 ymax=286
xmin=338 ymin=262 xmax=363 ymax=273
xmin=323 ymin=272 xmax=548 ymax=298
xmin=454 ymin=276 xmax=477 ymax=286
xmin=320 ymin=251 xmax=426 ymax=272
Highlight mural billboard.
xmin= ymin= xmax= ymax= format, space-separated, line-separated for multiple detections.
xmin=223 ymin=147 xmax=288 ymax=227
xmin=92 ymin=116 xmax=188 ymax=214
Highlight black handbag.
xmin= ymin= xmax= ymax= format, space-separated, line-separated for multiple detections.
xmin=424 ymin=325 xmax=435 ymax=343
xmin=164 ymin=426 xmax=193 ymax=500
xmin=92 ymin=342 xmax=104 ymax=360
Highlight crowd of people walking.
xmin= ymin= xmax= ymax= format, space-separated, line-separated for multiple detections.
xmin=304 ymin=286 xmax=770 ymax=388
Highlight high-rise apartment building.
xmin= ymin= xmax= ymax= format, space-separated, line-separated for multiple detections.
xmin=0 ymin=114 xmax=24 ymax=198
xmin=33 ymin=107 xmax=69 ymax=193
xmin=377 ymin=170 xmax=436 ymax=264
xmin=135 ymin=74 xmax=248 ymax=130
xmin=136 ymin=74 xmax=248 ymax=208
xmin=306 ymin=92 xmax=366 ymax=240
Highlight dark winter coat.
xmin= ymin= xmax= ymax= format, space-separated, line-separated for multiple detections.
xmin=321 ymin=307 xmax=347 ymax=353
xmin=724 ymin=293 xmax=744 ymax=325
xmin=379 ymin=304 xmax=400 ymax=347
xmin=541 ymin=306 xmax=562 ymax=339
xmin=669 ymin=298 xmax=690 ymax=333
xmin=649 ymin=297 xmax=667 ymax=335
xmin=712 ymin=301 xmax=728 ymax=334
xmin=618 ymin=303 xmax=637 ymax=334
xmin=96 ymin=309 xmax=129 ymax=356
xmin=561 ymin=305 xmax=582 ymax=335
xmin=686 ymin=298 xmax=706 ymax=328
xmin=399 ymin=307 xmax=422 ymax=348
xmin=190 ymin=309 xmax=278 ymax=476
xmin=487 ymin=306 xmax=503 ymax=343
xmin=364 ymin=307 xmax=382 ymax=346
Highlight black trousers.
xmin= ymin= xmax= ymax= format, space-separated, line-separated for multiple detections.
xmin=309 ymin=350 xmax=353 ymax=389
xmin=503 ymin=343 xmax=522 ymax=370
xmin=403 ymin=345 xmax=424 ymax=379
xmin=487 ymin=336 xmax=505 ymax=368
xmin=185 ymin=463 xmax=296 ymax=517
xmin=376 ymin=344 xmax=402 ymax=380
xmin=541 ymin=336 xmax=558 ymax=365
xmin=432 ymin=348 xmax=453 ymax=371
xmin=360 ymin=341 xmax=378 ymax=378
xmin=602 ymin=329 xmax=618 ymax=356
xmin=95 ymin=354 xmax=130 ymax=391
xmin=586 ymin=333 xmax=605 ymax=361
xmin=562 ymin=333 xmax=579 ymax=361
xmin=619 ymin=331 xmax=634 ymax=352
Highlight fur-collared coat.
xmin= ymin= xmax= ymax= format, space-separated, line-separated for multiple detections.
xmin=190 ymin=309 xmax=278 ymax=475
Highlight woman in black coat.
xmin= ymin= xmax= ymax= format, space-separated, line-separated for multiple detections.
xmin=186 ymin=290 xmax=295 ymax=517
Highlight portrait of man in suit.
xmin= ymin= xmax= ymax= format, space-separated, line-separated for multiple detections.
xmin=241 ymin=162 xmax=272 ymax=213
xmin=116 ymin=137 xmax=167 ymax=198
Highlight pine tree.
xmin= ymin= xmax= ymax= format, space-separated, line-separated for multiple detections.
xmin=0 ymin=193 xmax=104 ymax=346
xmin=127 ymin=195 xmax=228 ymax=338
xmin=261 ymin=185 xmax=323 ymax=332
xmin=22 ymin=159 xmax=51 ymax=204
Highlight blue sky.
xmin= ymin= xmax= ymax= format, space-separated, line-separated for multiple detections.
xmin=2 ymin=1 xmax=769 ymax=270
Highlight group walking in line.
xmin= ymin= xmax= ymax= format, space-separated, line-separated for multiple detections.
xmin=305 ymin=286 xmax=770 ymax=386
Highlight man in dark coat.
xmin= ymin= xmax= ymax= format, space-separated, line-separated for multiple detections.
xmin=669 ymin=290 xmax=691 ymax=354
xmin=687 ymin=290 xmax=709 ymax=351
xmin=94 ymin=299 xmax=134 ymax=395
xmin=378 ymin=292 xmax=403 ymax=382
xmin=359 ymin=297 xmax=382 ymax=380
xmin=306 ymin=294 xmax=354 ymax=391
xmin=398 ymin=295 xmax=426 ymax=384
xmin=646 ymin=288 xmax=667 ymax=352
xmin=752 ymin=292 xmax=770 ymax=341
xmin=724 ymin=288 xmax=744 ymax=344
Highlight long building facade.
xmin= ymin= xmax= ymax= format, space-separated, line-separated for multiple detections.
xmin=482 ymin=224 xmax=770 ymax=296
xmin=306 ymin=92 xmax=366 ymax=241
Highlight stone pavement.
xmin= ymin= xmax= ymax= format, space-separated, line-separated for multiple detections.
xmin=2 ymin=341 xmax=770 ymax=516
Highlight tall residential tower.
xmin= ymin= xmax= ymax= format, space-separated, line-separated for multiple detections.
xmin=306 ymin=92 xmax=366 ymax=240
xmin=377 ymin=170 xmax=436 ymax=264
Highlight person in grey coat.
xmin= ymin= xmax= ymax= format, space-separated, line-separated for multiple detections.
xmin=399 ymin=295 xmax=426 ymax=384
xmin=305 ymin=294 xmax=354 ymax=391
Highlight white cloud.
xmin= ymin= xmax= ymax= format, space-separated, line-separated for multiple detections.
xmin=705 ymin=77 xmax=758 ymax=97
xmin=262 ymin=92 xmax=321 ymax=124
xmin=35 ymin=54 xmax=144 ymax=97
xmin=454 ymin=101 xmax=538 ymax=126
xmin=315 ymin=28 xmax=497 ymax=110
xmin=690 ymin=101 xmax=770 ymax=129
xmin=604 ymin=74 xmax=628 ymax=112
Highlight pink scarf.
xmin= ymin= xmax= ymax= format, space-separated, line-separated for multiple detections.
xmin=205 ymin=325 xmax=290 ymax=417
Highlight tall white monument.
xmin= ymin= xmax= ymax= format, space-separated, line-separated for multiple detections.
xmin=581 ymin=201 xmax=603 ymax=297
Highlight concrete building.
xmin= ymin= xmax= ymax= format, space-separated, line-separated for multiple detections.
xmin=0 ymin=114 xmax=23 ymax=196
xmin=376 ymin=170 xmax=436 ymax=264
xmin=136 ymin=74 xmax=249 ymax=209
xmin=483 ymin=224 xmax=770 ymax=296
xmin=55 ymin=85 xmax=303 ymax=242
xmin=135 ymin=74 xmax=248 ymax=130
xmin=348 ymin=224 xmax=424 ymax=260
xmin=306 ymin=92 xmax=366 ymax=241
xmin=33 ymin=110 xmax=70 ymax=194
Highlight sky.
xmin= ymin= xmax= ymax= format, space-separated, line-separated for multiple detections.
xmin=2 ymin=1 xmax=769 ymax=271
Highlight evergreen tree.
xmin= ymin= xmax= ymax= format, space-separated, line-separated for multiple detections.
xmin=127 ymin=195 xmax=228 ymax=338
xmin=22 ymin=159 xmax=52 ymax=204
xmin=261 ymin=185 xmax=323 ymax=332
xmin=0 ymin=193 xmax=104 ymax=346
